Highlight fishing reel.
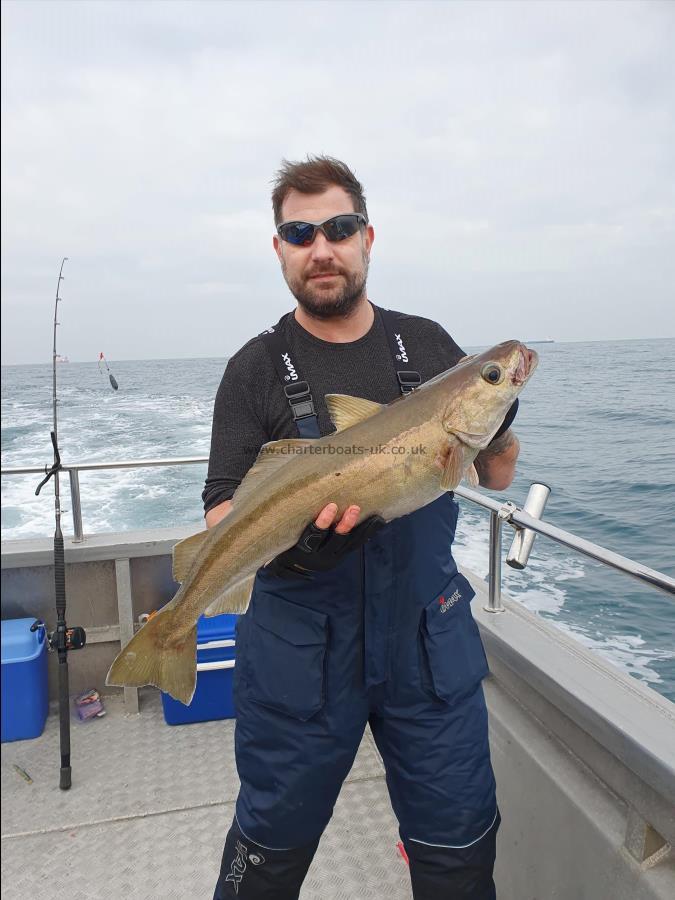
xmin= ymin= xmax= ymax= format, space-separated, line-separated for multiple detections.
xmin=31 ymin=619 xmax=87 ymax=652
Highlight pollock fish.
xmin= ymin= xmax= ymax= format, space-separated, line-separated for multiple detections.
xmin=106 ymin=340 xmax=537 ymax=704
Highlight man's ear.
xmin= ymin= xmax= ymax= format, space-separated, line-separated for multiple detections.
xmin=273 ymin=234 xmax=283 ymax=263
xmin=365 ymin=224 xmax=375 ymax=255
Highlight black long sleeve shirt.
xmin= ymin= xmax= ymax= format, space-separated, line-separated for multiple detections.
xmin=203 ymin=303 xmax=488 ymax=514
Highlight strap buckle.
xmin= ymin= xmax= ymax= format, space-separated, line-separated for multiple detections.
xmin=284 ymin=381 xmax=316 ymax=420
xmin=397 ymin=370 xmax=422 ymax=393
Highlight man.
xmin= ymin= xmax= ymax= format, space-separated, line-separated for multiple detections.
xmin=204 ymin=156 xmax=519 ymax=899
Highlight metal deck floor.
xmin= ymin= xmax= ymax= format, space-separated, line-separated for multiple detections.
xmin=1 ymin=691 xmax=411 ymax=899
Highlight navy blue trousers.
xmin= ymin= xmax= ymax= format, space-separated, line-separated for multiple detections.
xmin=214 ymin=496 xmax=499 ymax=898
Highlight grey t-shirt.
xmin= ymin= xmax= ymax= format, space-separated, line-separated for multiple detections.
xmin=203 ymin=303 xmax=465 ymax=513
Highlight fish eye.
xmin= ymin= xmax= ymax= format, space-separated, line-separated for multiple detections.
xmin=481 ymin=363 xmax=504 ymax=385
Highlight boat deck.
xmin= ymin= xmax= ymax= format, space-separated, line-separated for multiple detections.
xmin=1 ymin=690 xmax=410 ymax=900
xmin=3 ymin=529 xmax=674 ymax=899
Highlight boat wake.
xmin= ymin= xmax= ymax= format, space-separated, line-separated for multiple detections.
xmin=453 ymin=504 xmax=674 ymax=692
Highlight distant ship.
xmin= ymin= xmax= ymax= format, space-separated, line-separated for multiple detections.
xmin=55 ymin=354 xmax=70 ymax=363
xmin=526 ymin=338 xmax=554 ymax=345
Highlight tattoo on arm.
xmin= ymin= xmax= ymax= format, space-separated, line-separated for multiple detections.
xmin=474 ymin=429 xmax=519 ymax=482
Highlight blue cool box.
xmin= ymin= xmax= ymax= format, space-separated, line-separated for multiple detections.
xmin=1 ymin=618 xmax=49 ymax=743
xmin=161 ymin=613 xmax=238 ymax=725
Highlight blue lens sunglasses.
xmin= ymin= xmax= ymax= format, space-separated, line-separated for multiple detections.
xmin=277 ymin=213 xmax=367 ymax=246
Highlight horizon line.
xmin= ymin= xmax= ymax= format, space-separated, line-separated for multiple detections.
xmin=2 ymin=335 xmax=674 ymax=367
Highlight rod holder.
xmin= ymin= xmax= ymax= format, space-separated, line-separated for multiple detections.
xmin=507 ymin=482 xmax=551 ymax=570
xmin=69 ymin=469 xmax=84 ymax=543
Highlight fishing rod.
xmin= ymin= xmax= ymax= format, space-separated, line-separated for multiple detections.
xmin=35 ymin=258 xmax=86 ymax=791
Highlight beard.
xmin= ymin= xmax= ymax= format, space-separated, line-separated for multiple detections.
xmin=281 ymin=253 xmax=369 ymax=320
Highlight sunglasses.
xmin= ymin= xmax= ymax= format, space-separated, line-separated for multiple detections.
xmin=277 ymin=213 xmax=367 ymax=246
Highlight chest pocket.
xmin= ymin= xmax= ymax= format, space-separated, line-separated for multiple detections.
xmin=244 ymin=593 xmax=328 ymax=721
xmin=419 ymin=571 xmax=489 ymax=705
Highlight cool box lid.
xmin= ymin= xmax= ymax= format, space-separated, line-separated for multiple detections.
xmin=1 ymin=618 xmax=46 ymax=664
xmin=196 ymin=613 xmax=238 ymax=643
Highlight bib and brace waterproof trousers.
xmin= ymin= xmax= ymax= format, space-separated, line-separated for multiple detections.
xmin=213 ymin=493 xmax=500 ymax=899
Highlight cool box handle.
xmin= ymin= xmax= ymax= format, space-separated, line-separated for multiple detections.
xmin=196 ymin=639 xmax=235 ymax=651
xmin=196 ymin=659 xmax=236 ymax=673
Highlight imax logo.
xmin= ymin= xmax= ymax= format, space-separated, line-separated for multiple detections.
xmin=225 ymin=839 xmax=248 ymax=894
xmin=225 ymin=840 xmax=266 ymax=894
xmin=394 ymin=333 xmax=408 ymax=363
xmin=282 ymin=352 xmax=298 ymax=381
xmin=438 ymin=588 xmax=461 ymax=614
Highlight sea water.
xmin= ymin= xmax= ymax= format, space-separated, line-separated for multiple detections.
xmin=2 ymin=339 xmax=674 ymax=701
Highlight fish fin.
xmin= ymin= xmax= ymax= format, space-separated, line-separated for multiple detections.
xmin=204 ymin=573 xmax=256 ymax=616
xmin=465 ymin=463 xmax=480 ymax=487
xmin=439 ymin=443 xmax=466 ymax=491
xmin=232 ymin=439 xmax=314 ymax=507
xmin=172 ymin=529 xmax=211 ymax=584
xmin=325 ymin=394 xmax=384 ymax=432
xmin=106 ymin=607 xmax=197 ymax=705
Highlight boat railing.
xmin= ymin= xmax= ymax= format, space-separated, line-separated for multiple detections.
xmin=2 ymin=456 xmax=674 ymax=604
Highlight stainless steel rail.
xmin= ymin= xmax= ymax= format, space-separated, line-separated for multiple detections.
xmin=456 ymin=484 xmax=675 ymax=604
xmin=3 ymin=456 xmax=675 ymax=601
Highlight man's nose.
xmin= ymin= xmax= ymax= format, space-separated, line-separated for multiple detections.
xmin=310 ymin=230 xmax=334 ymax=261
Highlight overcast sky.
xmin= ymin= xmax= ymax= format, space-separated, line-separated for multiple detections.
xmin=2 ymin=0 xmax=674 ymax=365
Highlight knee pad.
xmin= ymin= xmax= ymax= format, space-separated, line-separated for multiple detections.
xmin=404 ymin=809 xmax=501 ymax=900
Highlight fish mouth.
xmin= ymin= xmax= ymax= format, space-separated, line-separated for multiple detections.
xmin=512 ymin=346 xmax=538 ymax=385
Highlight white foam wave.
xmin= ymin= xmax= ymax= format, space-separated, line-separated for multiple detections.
xmin=552 ymin=621 xmax=673 ymax=686
xmin=454 ymin=505 xmax=585 ymax=611
xmin=1 ymin=463 xmax=207 ymax=539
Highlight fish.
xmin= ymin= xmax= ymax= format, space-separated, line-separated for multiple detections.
xmin=106 ymin=340 xmax=538 ymax=704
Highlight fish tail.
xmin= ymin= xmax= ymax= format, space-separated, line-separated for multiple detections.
xmin=105 ymin=604 xmax=198 ymax=706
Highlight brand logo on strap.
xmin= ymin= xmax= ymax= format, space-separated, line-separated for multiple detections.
xmin=394 ymin=333 xmax=408 ymax=363
xmin=282 ymin=352 xmax=298 ymax=381
xmin=225 ymin=839 xmax=265 ymax=893
xmin=438 ymin=588 xmax=461 ymax=614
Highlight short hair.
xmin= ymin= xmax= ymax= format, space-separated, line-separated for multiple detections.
xmin=272 ymin=155 xmax=368 ymax=225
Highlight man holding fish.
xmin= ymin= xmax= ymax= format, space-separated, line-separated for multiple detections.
xmin=108 ymin=156 xmax=536 ymax=898
xmin=204 ymin=156 xmax=530 ymax=899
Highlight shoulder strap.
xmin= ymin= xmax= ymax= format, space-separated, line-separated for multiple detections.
xmin=260 ymin=316 xmax=321 ymax=438
xmin=377 ymin=307 xmax=422 ymax=395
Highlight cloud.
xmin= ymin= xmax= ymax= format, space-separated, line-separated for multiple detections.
xmin=2 ymin=0 xmax=674 ymax=363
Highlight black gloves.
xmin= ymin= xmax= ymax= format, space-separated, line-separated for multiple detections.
xmin=265 ymin=515 xmax=386 ymax=580
xmin=490 ymin=399 xmax=519 ymax=443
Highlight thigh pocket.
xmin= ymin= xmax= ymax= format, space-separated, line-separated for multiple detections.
xmin=420 ymin=572 xmax=489 ymax=705
xmin=245 ymin=594 xmax=328 ymax=721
